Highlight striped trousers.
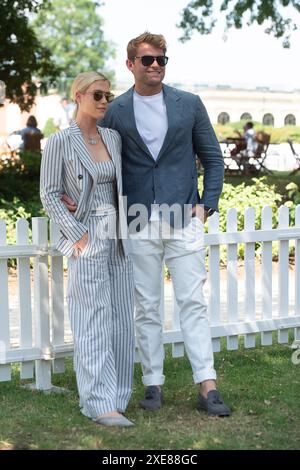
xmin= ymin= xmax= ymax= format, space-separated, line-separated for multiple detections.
xmin=67 ymin=215 xmax=135 ymax=418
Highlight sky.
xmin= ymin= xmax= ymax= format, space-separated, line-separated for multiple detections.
xmin=100 ymin=0 xmax=300 ymax=91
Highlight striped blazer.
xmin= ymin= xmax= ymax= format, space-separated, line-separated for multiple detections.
xmin=40 ymin=120 xmax=128 ymax=257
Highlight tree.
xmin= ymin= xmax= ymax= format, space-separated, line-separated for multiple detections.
xmin=178 ymin=0 xmax=300 ymax=47
xmin=0 ymin=0 xmax=60 ymax=111
xmin=32 ymin=0 xmax=115 ymax=94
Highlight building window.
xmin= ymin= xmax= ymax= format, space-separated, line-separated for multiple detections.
xmin=262 ymin=113 xmax=274 ymax=126
xmin=284 ymin=114 xmax=296 ymax=126
xmin=218 ymin=112 xmax=230 ymax=124
xmin=240 ymin=112 xmax=252 ymax=121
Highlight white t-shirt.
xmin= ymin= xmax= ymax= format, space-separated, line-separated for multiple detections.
xmin=133 ymin=89 xmax=168 ymax=221
xmin=133 ymin=89 xmax=168 ymax=160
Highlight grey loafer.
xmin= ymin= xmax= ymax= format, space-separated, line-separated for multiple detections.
xmin=139 ymin=386 xmax=163 ymax=411
xmin=198 ymin=390 xmax=231 ymax=417
xmin=93 ymin=416 xmax=134 ymax=427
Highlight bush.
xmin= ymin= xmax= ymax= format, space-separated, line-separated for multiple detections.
xmin=19 ymin=151 xmax=42 ymax=176
xmin=43 ymin=118 xmax=57 ymax=137
xmin=284 ymin=182 xmax=300 ymax=226
xmin=198 ymin=176 xmax=284 ymax=263
xmin=0 ymin=197 xmax=44 ymax=267
xmin=218 ymin=177 xmax=283 ymax=230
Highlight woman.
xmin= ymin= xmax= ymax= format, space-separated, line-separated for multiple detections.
xmin=14 ymin=115 xmax=43 ymax=151
xmin=40 ymin=72 xmax=135 ymax=427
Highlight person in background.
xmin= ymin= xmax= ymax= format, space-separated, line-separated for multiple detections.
xmin=230 ymin=121 xmax=258 ymax=158
xmin=54 ymin=97 xmax=75 ymax=130
xmin=13 ymin=115 xmax=43 ymax=151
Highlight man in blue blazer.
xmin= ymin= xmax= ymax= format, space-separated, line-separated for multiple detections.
xmin=104 ymin=32 xmax=230 ymax=416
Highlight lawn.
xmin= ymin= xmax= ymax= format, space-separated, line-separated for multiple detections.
xmin=0 ymin=339 xmax=299 ymax=450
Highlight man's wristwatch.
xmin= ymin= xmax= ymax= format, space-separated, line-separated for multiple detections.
xmin=204 ymin=206 xmax=216 ymax=217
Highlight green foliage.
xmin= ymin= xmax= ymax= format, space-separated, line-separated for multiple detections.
xmin=0 ymin=196 xmax=44 ymax=267
xmin=32 ymin=0 xmax=115 ymax=94
xmin=284 ymin=182 xmax=300 ymax=226
xmin=43 ymin=118 xmax=56 ymax=137
xmin=219 ymin=177 xmax=283 ymax=229
xmin=214 ymin=122 xmax=300 ymax=144
xmin=0 ymin=0 xmax=60 ymax=111
xmin=19 ymin=151 xmax=42 ymax=176
xmin=218 ymin=177 xmax=283 ymax=261
xmin=178 ymin=0 xmax=300 ymax=48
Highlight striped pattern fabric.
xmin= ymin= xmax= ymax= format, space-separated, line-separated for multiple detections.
xmin=40 ymin=121 xmax=127 ymax=257
xmin=68 ymin=217 xmax=134 ymax=417
xmin=92 ymin=159 xmax=117 ymax=212
xmin=40 ymin=122 xmax=135 ymax=417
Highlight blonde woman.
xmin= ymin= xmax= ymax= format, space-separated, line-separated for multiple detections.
xmin=40 ymin=72 xmax=135 ymax=427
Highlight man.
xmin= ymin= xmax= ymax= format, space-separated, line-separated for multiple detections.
xmin=63 ymin=32 xmax=230 ymax=416
xmin=103 ymin=32 xmax=230 ymax=417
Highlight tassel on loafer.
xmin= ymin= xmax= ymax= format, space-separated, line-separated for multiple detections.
xmin=198 ymin=390 xmax=231 ymax=417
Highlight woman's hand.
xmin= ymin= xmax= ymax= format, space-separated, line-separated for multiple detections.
xmin=73 ymin=232 xmax=88 ymax=257
xmin=61 ymin=194 xmax=77 ymax=213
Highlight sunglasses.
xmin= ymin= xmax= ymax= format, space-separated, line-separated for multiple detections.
xmin=134 ymin=55 xmax=169 ymax=67
xmin=84 ymin=91 xmax=115 ymax=103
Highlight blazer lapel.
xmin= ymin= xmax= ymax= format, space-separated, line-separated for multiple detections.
xmin=156 ymin=84 xmax=183 ymax=162
xmin=116 ymin=87 xmax=153 ymax=160
xmin=69 ymin=121 xmax=97 ymax=182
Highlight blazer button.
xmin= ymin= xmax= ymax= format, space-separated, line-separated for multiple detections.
xmin=78 ymin=174 xmax=83 ymax=180
xmin=154 ymin=164 xmax=158 ymax=168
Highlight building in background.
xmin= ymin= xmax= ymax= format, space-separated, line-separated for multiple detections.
xmin=0 ymin=84 xmax=299 ymax=137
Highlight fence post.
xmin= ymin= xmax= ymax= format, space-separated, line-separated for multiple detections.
xmin=0 ymin=220 xmax=11 ymax=381
xmin=278 ymin=206 xmax=290 ymax=344
xmin=244 ymin=207 xmax=256 ymax=348
xmin=17 ymin=219 xmax=34 ymax=379
xmin=295 ymin=205 xmax=300 ymax=342
xmin=32 ymin=217 xmax=52 ymax=390
xmin=208 ymin=212 xmax=221 ymax=352
xmin=226 ymin=209 xmax=239 ymax=350
xmin=261 ymin=206 xmax=273 ymax=346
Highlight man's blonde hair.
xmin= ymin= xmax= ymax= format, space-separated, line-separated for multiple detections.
xmin=127 ymin=32 xmax=167 ymax=60
xmin=71 ymin=71 xmax=110 ymax=117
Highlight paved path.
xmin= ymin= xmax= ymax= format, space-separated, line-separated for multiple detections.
xmin=7 ymin=263 xmax=296 ymax=346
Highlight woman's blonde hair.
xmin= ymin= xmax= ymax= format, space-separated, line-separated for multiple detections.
xmin=70 ymin=71 xmax=110 ymax=118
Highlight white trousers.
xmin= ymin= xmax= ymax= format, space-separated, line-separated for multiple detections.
xmin=129 ymin=218 xmax=217 ymax=386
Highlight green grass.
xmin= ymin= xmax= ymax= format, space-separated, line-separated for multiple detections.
xmin=0 ymin=340 xmax=299 ymax=450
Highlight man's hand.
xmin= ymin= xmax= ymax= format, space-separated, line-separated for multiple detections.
xmin=73 ymin=232 xmax=88 ymax=257
xmin=61 ymin=194 xmax=77 ymax=213
xmin=191 ymin=204 xmax=207 ymax=223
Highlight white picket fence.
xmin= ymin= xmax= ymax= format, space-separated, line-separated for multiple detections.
xmin=0 ymin=205 xmax=300 ymax=391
